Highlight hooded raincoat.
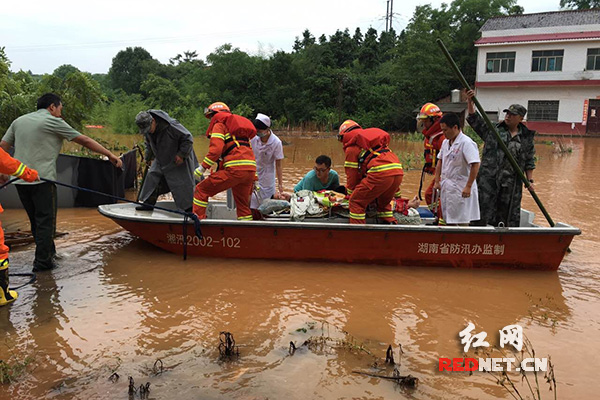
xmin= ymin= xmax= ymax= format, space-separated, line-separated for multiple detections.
xmin=139 ymin=110 xmax=199 ymax=211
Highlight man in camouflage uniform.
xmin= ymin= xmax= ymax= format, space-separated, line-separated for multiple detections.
xmin=466 ymin=90 xmax=536 ymax=227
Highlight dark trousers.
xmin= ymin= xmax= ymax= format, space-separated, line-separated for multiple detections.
xmin=16 ymin=183 xmax=57 ymax=269
xmin=140 ymin=176 xmax=168 ymax=206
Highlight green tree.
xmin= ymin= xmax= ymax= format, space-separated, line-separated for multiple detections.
xmin=108 ymin=47 xmax=162 ymax=94
xmin=53 ymin=64 xmax=80 ymax=80
xmin=140 ymin=74 xmax=184 ymax=113
xmin=293 ymin=29 xmax=316 ymax=51
xmin=359 ymin=28 xmax=380 ymax=67
xmin=0 ymin=50 xmax=39 ymax=133
xmin=560 ymin=0 xmax=600 ymax=8
xmin=40 ymin=69 xmax=105 ymax=130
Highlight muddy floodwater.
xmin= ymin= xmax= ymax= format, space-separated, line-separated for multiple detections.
xmin=1 ymin=135 xmax=599 ymax=399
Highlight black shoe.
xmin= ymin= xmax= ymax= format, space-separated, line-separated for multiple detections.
xmin=135 ymin=204 xmax=153 ymax=211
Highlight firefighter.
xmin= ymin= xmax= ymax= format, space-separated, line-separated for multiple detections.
xmin=193 ymin=102 xmax=257 ymax=221
xmin=340 ymin=124 xmax=404 ymax=224
xmin=0 ymin=149 xmax=39 ymax=306
xmin=337 ymin=120 xmax=363 ymax=198
xmin=416 ymin=102 xmax=445 ymax=220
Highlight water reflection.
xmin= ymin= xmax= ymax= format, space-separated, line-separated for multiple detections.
xmin=92 ymin=241 xmax=569 ymax=399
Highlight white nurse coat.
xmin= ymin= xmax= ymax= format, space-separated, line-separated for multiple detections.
xmin=437 ymin=132 xmax=481 ymax=224
xmin=250 ymin=132 xmax=284 ymax=209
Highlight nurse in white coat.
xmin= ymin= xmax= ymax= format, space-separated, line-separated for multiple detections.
xmin=434 ymin=113 xmax=481 ymax=225
xmin=250 ymin=113 xmax=285 ymax=209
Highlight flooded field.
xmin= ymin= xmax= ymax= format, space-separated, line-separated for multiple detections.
xmin=1 ymin=134 xmax=598 ymax=399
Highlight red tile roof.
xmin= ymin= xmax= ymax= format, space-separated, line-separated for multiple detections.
xmin=475 ymin=31 xmax=600 ymax=45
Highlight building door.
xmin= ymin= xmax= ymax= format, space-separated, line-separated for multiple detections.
xmin=587 ymin=99 xmax=600 ymax=135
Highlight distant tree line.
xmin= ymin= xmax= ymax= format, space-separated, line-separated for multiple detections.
xmin=8 ymin=0 xmax=595 ymax=136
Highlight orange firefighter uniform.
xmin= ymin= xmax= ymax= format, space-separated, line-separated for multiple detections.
xmin=347 ymin=128 xmax=403 ymax=224
xmin=422 ymin=119 xmax=445 ymax=218
xmin=417 ymin=103 xmax=445 ymax=219
xmin=193 ymin=111 xmax=257 ymax=221
xmin=0 ymin=148 xmax=38 ymax=306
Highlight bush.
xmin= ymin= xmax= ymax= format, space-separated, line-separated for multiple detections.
xmin=107 ymin=96 xmax=148 ymax=134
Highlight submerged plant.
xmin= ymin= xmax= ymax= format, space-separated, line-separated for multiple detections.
xmin=0 ymin=352 xmax=35 ymax=384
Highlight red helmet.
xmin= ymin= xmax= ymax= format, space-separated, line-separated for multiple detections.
xmin=204 ymin=102 xmax=230 ymax=117
xmin=417 ymin=103 xmax=442 ymax=119
xmin=338 ymin=119 xmax=361 ymax=135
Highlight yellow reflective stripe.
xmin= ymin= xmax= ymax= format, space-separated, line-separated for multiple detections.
xmin=194 ymin=169 xmax=204 ymax=179
xmin=231 ymin=134 xmax=240 ymax=147
xmin=203 ymin=157 xmax=217 ymax=167
xmin=12 ymin=163 xmax=26 ymax=177
xmin=0 ymin=259 xmax=8 ymax=270
xmin=368 ymin=147 xmax=380 ymax=156
xmin=224 ymin=133 xmax=232 ymax=140
xmin=394 ymin=190 xmax=402 ymax=197
xmin=347 ymin=189 xmax=353 ymax=195
xmin=193 ymin=198 xmax=208 ymax=207
xmin=223 ymin=160 xmax=256 ymax=168
xmin=344 ymin=161 xmax=358 ymax=168
xmin=367 ymin=163 xmax=403 ymax=173
xmin=237 ymin=215 xmax=253 ymax=221
xmin=377 ymin=211 xmax=394 ymax=218
xmin=349 ymin=212 xmax=365 ymax=219
xmin=210 ymin=133 xmax=225 ymax=140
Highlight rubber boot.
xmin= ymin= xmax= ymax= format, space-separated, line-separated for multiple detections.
xmin=0 ymin=259 xmax=18 ymax=306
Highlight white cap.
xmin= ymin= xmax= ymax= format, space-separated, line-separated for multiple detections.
xmin=255 ymin=113 xmax=271 ymax=128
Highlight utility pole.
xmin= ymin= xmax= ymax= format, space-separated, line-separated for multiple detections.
xmin=389 ymin=0 xmax=393 ymax=31
xmin=386 ymin=1 xmax=390 ymax=32
xmin=385 ymin=0 xmax=394 ymax=32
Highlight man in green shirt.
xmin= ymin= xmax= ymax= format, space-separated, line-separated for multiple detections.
xmin=1 ymin=93 xmax=123 ymax=271
xmin=294 ymin=155 xmax=342 ymax=192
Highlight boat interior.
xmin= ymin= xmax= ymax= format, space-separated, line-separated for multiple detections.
xmin=104 ymin=200 xmax=562 ymax=229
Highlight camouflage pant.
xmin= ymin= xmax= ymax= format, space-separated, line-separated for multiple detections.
xmin=478 ymin=176 xmax=523 ymax=227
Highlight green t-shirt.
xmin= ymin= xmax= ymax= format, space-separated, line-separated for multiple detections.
xmin=2 ymin=109 xmax=81 ymax=183
xmin=294 ymin=169 xmax=340 ymax=192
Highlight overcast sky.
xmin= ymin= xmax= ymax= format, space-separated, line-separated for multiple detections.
xmin=2 ymin=0 xmax=562 ymax=75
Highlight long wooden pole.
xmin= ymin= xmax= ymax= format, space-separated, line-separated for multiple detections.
xmin=436 ymin=39 xmax=556 ymax=227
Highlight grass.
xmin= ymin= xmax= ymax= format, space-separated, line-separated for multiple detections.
xmin=398 ymin=131 xmax=423 ymax=142
xmin=473 ymin=337 xmax=557 ymax=400
xmin=0 ymin=345 xmax=35 ymax=384
xmin=397 ymin=151 xmax=421 ymax=170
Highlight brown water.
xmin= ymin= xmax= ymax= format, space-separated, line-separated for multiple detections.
xmin=1 ymin=135 xmax=598 ymax=399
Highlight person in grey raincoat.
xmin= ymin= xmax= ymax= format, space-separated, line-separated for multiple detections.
xmin=135 ymin=110 xmax=198 ymax=212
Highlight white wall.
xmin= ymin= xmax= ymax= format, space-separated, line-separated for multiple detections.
xmin=475 ymin=86 xmax=598 ymax=123
xmin=476 ymin=40 xmax=600 ymax=82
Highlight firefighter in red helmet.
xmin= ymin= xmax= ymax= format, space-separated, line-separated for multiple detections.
xmin=193 ymin=102 xmax=257 ymax=221
xmin=417 ymin=102 xmax=445 ymax=221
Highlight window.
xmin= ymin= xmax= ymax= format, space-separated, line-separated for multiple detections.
xmin=486 ymin=52 xmax=516 ymax=73
xmin=531 ymin=50 xmax=563 ymax=72
xmin=527 ymin=101 xmax=559 ymax=121
xmin=587 ymin=48 xmax=600 ymax=71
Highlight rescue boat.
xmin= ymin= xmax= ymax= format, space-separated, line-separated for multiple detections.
xmin=98 ymin=201 xmax=580 ymax=270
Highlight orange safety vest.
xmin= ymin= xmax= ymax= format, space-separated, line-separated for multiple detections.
xmin=201 ymin=113 xmax=257 ymax=171
xmin=342 ymin=130 xmax=363 ymax=194
xmin=422 ymin=120 xmax=445 ymax=174
xmin=350 ymin=128 xmax=403 ymax=177
xmin=0 ymin=148 xmax=38 ymax=213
